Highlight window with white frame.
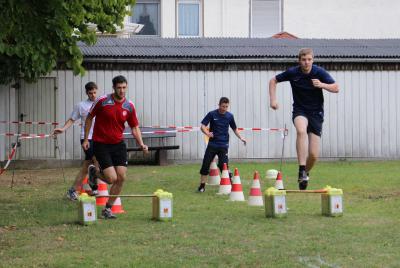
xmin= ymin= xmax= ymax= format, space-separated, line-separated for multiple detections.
xmin=251 ymin=0 xmax=282 ymax=37
xmin=177 ymin=0 xmax=202 ymax=37
xmin=130 ymin=0 xmax=160 ymax=36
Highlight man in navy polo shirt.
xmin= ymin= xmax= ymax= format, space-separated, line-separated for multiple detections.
xmin=197 ymin=97 xmax=247 ymax=193
xmin=269 ymin=48 xmax=339 ymax=190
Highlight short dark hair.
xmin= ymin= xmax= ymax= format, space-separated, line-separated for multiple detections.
xmin=219 ymin=97 xmax=230 ymax=105
xmin=85 ymin=82 xmax=97 ymax=93
xmin=112 ymin=75 xmax=128 ymax=87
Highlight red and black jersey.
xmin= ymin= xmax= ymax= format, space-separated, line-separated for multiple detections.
xmin=89 ymin=94 xmax=139 ymax=144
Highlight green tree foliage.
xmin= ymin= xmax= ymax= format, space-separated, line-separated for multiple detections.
xmin=0 ymin=0 xmax=135 ymax=84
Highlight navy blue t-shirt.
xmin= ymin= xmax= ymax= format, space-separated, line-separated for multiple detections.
xmin=276 ymin=65 xmax=335 ymax=112
xmin=201 ymin=109 xmax=237 ymax=149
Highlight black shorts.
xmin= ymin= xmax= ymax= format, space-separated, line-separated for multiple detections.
xmin=80 ymin=139 xmax=94 ymax=160
xmin=93 ymin=141 xmax=127 ymax=170
xmin=292 ymin=110 xmax=324 ymax=136
xmin=199 ymin=145 xmax=229 ymax=175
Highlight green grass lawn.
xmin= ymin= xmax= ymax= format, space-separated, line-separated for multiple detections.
xmin=0 ymin=161 xmax=399 ymax=267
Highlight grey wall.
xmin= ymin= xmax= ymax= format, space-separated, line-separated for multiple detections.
xmin=2 ymin=69 xmax=400 ymax=161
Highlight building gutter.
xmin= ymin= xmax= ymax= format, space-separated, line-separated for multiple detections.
xmin=82 ymin=57 xmax=400 ymax=64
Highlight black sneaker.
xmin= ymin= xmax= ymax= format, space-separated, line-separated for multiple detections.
xmin=101 ymin=208 xmax=117 ymax=219
xmin=66 ymin=187 xmax=78 ymax=201
xmin=197 ymin=183 xmax=205 ymax=193
xmin=298 ymin=170 xmax=309 ymax=190
xmin=88 ymin=165 xmax=98 ymax=192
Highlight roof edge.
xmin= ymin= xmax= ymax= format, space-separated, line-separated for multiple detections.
xmin=82 ymin=57 xmax=400 ymax=64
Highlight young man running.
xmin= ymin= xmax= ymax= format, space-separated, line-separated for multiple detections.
xmin=82 ymin=75 xmax=148 ymax=219
xmin=53 ymin=82 xmax=98 ymax=200
xmin=197 ymin=97 xmax=247 ymax=192
xmin=269 ymin=48 xmax=339 ymax=190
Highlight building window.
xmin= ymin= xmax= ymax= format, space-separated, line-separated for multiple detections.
xmin=177 ymin=0 xmax=202 ymax=37
xmin=131 ymin=0 xmax=160 ymax=36
xmin=251 ymin=0 xmax=282 ymax=37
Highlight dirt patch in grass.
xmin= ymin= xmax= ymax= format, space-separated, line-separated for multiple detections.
xmin=364 ymin=191 xmax=400 ymax=200
xmin=0 ymin=168 xmax=77 ymax=187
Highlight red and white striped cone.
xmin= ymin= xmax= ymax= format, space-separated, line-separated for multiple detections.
xmin=229 ymin=168 xmax=245 ymax=201
xmin=96 ymin=179 xmax=109 ymax=206
xmin=111 ymin=197 xmax=125 ymax=214
xmin=207 ymin=157 xmax=221 ymax=185
xmin=217 ymin=163 xmax=231 ymax=195
xmin=248 ymin=171 xmax=263 ymax=206
xmin=275 ymin=171 xmax=285 ymax=190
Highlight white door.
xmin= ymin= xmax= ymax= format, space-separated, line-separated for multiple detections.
xmin=17 ymin=78 xmax=57 ymax=159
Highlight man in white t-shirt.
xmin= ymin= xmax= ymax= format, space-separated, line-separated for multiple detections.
xmin=53 ymin=82 xmax=98 ymax=200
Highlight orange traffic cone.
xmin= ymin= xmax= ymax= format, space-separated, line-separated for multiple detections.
xmin=207 ymin=157 xmax=221 ymax=185
xmin=248 ymin=171 xmax=263 ymax=206
xmin=229 ymin=168 xmax=245 ymax=201
xmin=80 ymin=177 xmax=92 ymax=194
xmin=217 ymin=163 xmax=231 ymax=195
xmin=96 ymin=179 xmax=109 ymax=206
xmin=111 ymin=197 xmax=125 ymax=214
xmin=275 ymin=171 xmax=285 ymax=190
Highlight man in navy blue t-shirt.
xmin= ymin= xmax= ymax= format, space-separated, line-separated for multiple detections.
xmin=197 ymin=97 xmax=247 ymax=192
xmin=269 ymin=48 xmax=339 ymax=190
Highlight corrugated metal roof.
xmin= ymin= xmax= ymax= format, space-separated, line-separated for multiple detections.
xmin=79 ymin=37 xmax=400 ymax=60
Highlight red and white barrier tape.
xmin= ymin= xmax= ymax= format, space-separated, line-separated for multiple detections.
xmin=126 ymin=127 xmax=288 ymax=135
xmin=142 ymin=125 xmax=200 ymax=129
xmin=0 ymin=142 xmax=18 ymax=176
xmin=0 ymin=133 xmax=53 ymax=139
xmin=1 ymin=126 xmax=288 ymax=138
xmin=0 ymin=120 xmax=59 ymax=126
xmin=142 ymin=125 xmax=288 ymax=132
xmin=0 ymin=120 xmax=289 ymax=133
xmin=129 ymin=129 xmax=199 ymax=135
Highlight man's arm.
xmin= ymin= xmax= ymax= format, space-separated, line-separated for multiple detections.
xmin=53 ymin=119 xmax=75 ymax=135
xmin=269 ymin=77 xmax=279 ymax=110
xmin=311 ymin=79 xmax=339 ymax=93
xmin=201 ymin=124 xmax=213 ymax=138
xmin=233 ymin=129 xmax=246 ymax=145
xmin=131 ymin=126 xmax=148 ymax=153
xmin=82 ymin=114 xmax=94 ymax=150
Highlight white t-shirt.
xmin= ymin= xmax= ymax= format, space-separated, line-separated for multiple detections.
xmin=70 ymin=99 xmax=95 ymax=139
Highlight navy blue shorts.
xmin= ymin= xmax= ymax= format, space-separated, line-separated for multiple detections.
xmin=200 ymin=145 xmax=229 ymax=175
xmin=292 ymin=110 xmax=324 ymax=137
xmin=80 ymin=139 xmax=94 ymax=160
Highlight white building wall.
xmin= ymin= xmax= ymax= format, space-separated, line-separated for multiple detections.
xmin=132 ymin=0 xmax=400 ymax=38
xmin=203 ymin=0 xmax=224 ymax=37
xmin=283 ymin=0 xmax=400 ymax=38
xmin=161 ymin=0 xmax=176 ymax=37
xmin=140 ymin=0 xmax=251 ymax=37
xmin=217 ymin=0 xmax=249 ymax=37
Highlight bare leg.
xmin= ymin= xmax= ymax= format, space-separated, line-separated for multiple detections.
xmin=97 ymin=166 xmax=117 ymax=186
xmin=107 ymin=166 xmax=127 ymax=206
xmin=73 ymin=156 xmax=100 ymax=190
xmin=200 ymin=175 xmax=207 ymax=184
xmin=305 ymin=133 xmax=321 ymax=173
xmin=73 ymin=160 xmax=90 ymax=191
xmin=294 ymin=116 xmax=309 ymax=166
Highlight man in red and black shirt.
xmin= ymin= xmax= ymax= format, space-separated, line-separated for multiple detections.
xmin=82 ymin=75 xmax=148 ymax=219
